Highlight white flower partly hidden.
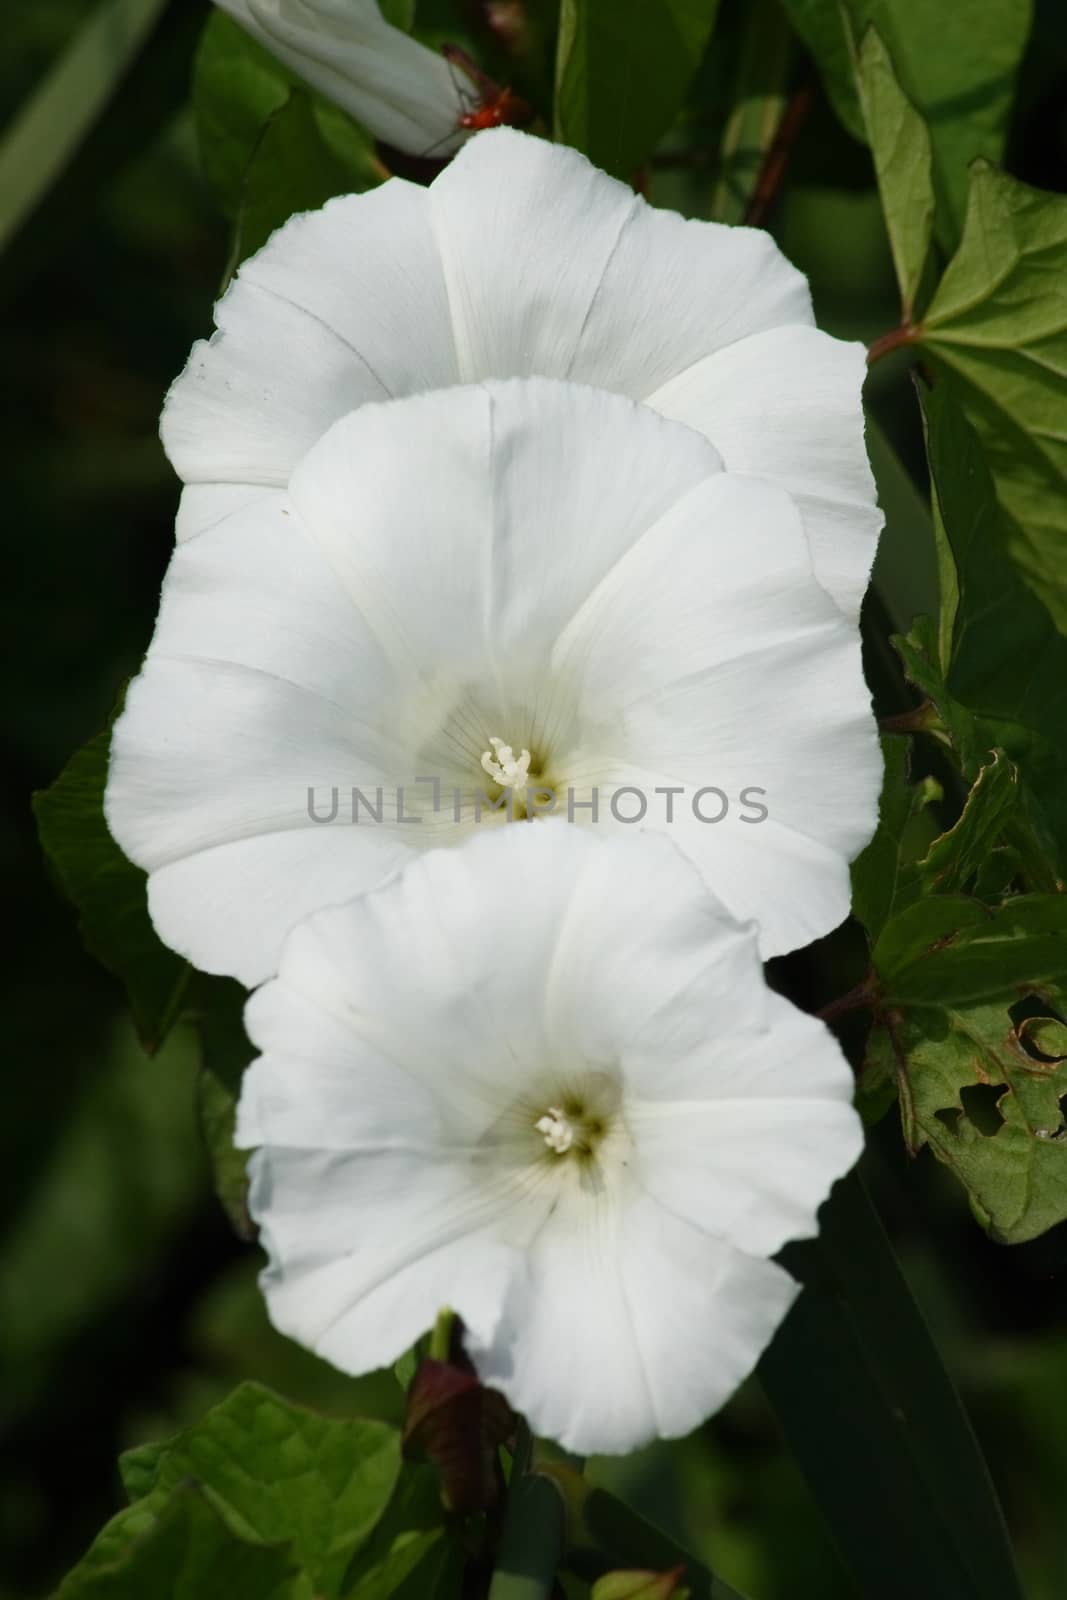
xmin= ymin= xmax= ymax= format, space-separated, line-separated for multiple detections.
xmin=212 ymin=0 xmax=468 ymax=157
xmin=237 ymin=823 xmax=863 ymax=1454
xmin=164 ymin=128 xmax=882 ymax=622
xmin=107 ymin=379 xmax=880 ymax=987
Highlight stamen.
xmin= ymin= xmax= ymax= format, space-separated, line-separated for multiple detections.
xmin=535 ymin=1106 xmax=574 ymax=1155
xmin=481 ymin=736 xmax=532 ymax=789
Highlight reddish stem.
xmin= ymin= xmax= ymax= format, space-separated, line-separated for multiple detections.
xmin=743 ymin=81 xmax=816 ymax=228
xmin=867 ymin=323 xmax=920 ymax=365
xmin=817 ymin=976 xmax=879 ymax=1025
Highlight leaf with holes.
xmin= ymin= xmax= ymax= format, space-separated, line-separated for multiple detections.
xmin=867 ymin=893 xmax=1067 ymax=1242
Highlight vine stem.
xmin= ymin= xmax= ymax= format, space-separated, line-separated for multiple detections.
xmin=487 ymin=1420 xmax=565 ymax=1600
xmin=743 ymin=80 xmax=816 ymax=228
xmin=867 ymin=322 xmax=920 ymax=365
xmin=817 ymin=975 xmax=878 ymax=1025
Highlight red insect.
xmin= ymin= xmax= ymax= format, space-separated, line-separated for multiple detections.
xmin=443 ymin=44 xmax=533 ymax=134
xmin=457 ymin=84 xmax=528 ymax=131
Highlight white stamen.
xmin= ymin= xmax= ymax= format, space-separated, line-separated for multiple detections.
xmin=535 ymin=1107 xmax=574 ymax=1155
xmin=481 ymin=736 xmax=532 ymax=789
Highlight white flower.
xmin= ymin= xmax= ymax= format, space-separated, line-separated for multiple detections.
xmin=236 ymin=822 xmax=863 ymax=1455
xmin=163 ymin=127 xmax=881 ymax=621
xmin=107 ymin=378 xmax=880 ymax=987
xmin=212 ymin=0 xmax=467 ymax=157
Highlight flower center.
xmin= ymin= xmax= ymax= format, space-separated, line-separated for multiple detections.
xmin=535 ymin=1106 xmax=575 ymax=1154
xmin=530 ymin=1082 xmax=616 ymax=1164
xmin=480 ymin=736 xmax=532 ymax=790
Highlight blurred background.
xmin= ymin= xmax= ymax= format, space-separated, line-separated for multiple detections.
xmin=3 ymin=2 xmax=1067 ymax=1596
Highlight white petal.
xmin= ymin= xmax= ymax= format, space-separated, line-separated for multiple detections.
xmin=625 ymin=982 xmax=863 ymax=1259
xmin=174 ymin=483 xmax=283 ymax=543
xmin=105 ymin=496 xmax=404 ymax=984
xmin=552 ymin=471 xmax=881 ymax=956
xmin=648 ymin=325 xmax=880 ymax=618
xmin=430 ymin=129 xmax=811 ymax=391
xmin=161 ymin=179 xmax=456 ymax=539
xmin=289 ymin=378 xmax=722 ymax=669
xmin=539 ymin=824 xmax=758 ymax=1066
xmin=469 ymin=1185 xmax=798 ymax=1454
xmin=250 ymin=822 xmax=595 ymax=1108
xmin=146 ymin=828 xmax=403 ymax=987
xmin=249 ymin=1144 xmax=521 ymax=1376
xmin=566 ymin=192 xmax=813 ymax=395
xmin=429 ymin=131 xmax=640 ymax=380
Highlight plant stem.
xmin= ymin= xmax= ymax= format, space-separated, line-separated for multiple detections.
xmin=867 ymin=323 xmax=920 ymax=365
xmin=487 ymin=1421 xmax=565 ymax=1600
xmin=817 ymin=976 xmax=878 ymax=1025
xmin=743 ymin=80 xmax=815 ymax=227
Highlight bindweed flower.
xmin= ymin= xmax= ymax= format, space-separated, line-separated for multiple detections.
xmin=164 ymin=127 xmax=881 ymax=621
xmin=107 ymin=378 xmax=880 ymax=986
xmin=212 ymin=0 xmax=467 ymax=156
xmin=235 ymin=822 xmax=864 ymax=1455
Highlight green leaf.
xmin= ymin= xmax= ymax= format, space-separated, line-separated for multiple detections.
xmin=909 ymin=379 xmax=1067 ymax=875
xmin=857 ymin=745 xmax=1022 ymax=940
xmin=920 ymin=165 xmax=1067 ymax=634
xmin=781 ymin=0 xmax=1031 ymax=242
xmin=708 ymin=0 xmax=792 ymax=225
xmin=342 ymin=1462 xmax=464 ymax=1598
xmin=33 ymin=727 xmax=190 ymax=1051
xmin=911 ymin=750 xmax=1021 ymax=899
xmin=229 ymin=88 xmax=381 ymax=277
xmin=869 ymin=894 xmax=1067 ymax=1241
xmin=194 ymin=14 xmax=383 ymax=276
xmin=555 ymin=0 xmax=722 ymax=179
xmin=854 ymin=750 xmax=1033 ymax=1123
xmin=193 ymin=10 xmax=293 ymax=214
xmin=850 ymin=25 xmax=934 ymax=317
xmin=0 ymin=0 xmax=171 ymax=254
xmin=56 ymin=1482 xmax=303 ymax=1599
xmin=851 ymin=734 xmax=938 ymax=941
xmin=874 ymin=891 xmax=1067 ymax=1004
xmin=74 ymin=1383 xmax=401 ymax=1598
xmin=758 ymin=1170 xmax=1025 ymax=1598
